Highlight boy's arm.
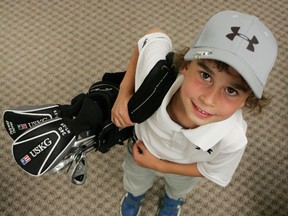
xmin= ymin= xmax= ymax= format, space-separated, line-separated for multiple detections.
xmin=111 ymin=27 xmax=165 ymax=128
xmin=133 ymin=140 xmax=203 ymax=177
xmin=111 ymin=47 xmax=138 ymax=128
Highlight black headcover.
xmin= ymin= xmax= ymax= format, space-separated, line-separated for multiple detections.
xmin=3 ymin=105 xmax=61 ymax=140
xmin=12 ymin=118 xmax=77 ymax=176
xmin=12 ymin=97 xmax=104 ymax=176
xmin=3 ymin=93 xmax=86 ymax=140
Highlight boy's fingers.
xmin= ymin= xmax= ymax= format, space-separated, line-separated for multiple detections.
xmin=134 ymin=141 xmax=144 ymax=154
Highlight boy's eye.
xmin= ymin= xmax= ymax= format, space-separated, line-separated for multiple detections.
xmin=200 ymin=72 xmax=211 ymax=81
xmin=225 ymin=87 xmax=238 ymax=96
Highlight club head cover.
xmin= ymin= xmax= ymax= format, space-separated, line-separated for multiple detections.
xmin=3 ymin=104 xmax=61 ymax=140
xmin=60 ymin=93 xmax=87 ymax=119
xmin=12 ymin=118 xmax=76 ymax=176
xmin=3 ymin=94 xmax=87 ymax=140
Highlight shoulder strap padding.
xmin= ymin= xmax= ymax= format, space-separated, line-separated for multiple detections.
xmin=128 ymin=52 xmax=177 ymax=123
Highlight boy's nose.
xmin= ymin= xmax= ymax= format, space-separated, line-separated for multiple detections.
xmin=200 ymin=87 xmax=218 ymax=107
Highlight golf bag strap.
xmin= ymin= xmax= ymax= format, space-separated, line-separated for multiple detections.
xmin=102 ymin=52 xmax=177 ymax=123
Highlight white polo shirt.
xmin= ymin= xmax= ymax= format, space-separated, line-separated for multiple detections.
xmin=134 ymin=32 xmax=248 ymax=187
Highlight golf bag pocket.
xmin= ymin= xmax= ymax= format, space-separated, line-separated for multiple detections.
xmin=12 ymin=118 xmax=76 ymax=176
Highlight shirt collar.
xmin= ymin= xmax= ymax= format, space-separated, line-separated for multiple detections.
xmin=182 ymin=112 xmax=240 ymax=151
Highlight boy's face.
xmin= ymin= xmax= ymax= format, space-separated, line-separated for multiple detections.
xmin=178 ymin=59 xmax=251 ymax=128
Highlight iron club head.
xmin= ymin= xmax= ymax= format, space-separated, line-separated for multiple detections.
xmin=68 ymin=152 xmax=87 ymax=185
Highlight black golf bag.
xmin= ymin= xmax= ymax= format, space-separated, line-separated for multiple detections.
xmin=3 ymin=52 xmax=177 ymax=184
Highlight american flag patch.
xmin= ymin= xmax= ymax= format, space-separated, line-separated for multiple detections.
xmin=20 ymin=155 xmax=31 ymax=165
xmin=17 ymin=123 xmax=28 ymax=130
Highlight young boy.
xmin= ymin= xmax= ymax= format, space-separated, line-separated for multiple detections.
xmin=111 ymin=11 xmax=277 ymax=216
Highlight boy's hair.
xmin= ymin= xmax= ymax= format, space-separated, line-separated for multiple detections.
xmin=173 ymin=48 xmax=270 ymax=114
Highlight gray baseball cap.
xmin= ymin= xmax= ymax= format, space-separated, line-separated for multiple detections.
xmin=184 ymin=11 xmax=277 ymax=98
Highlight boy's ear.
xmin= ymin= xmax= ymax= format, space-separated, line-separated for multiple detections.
xmin=181 ymin=62 xmax=190 ymax=75
xmin=239 ymin=100 xmax=246 ymax=109
xmin=240 ymin=93 xmax=252 ymax=108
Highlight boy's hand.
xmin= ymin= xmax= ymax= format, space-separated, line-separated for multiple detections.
xmin=111 ymin=92 xmax=134 ymax=128
xmin=132 ymin=140 xmax=161 ymax=170
xmin=132 ymin=140 xmax=203 ymax=177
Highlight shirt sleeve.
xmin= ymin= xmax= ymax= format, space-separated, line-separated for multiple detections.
xmin=197 ymin=146 xmax=246 ymax=187
xmin=135 ymin=32 xmax=172 ymax=89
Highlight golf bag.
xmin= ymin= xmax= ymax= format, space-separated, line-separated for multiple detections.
xmin=3 ymin=52 xmax=177 ymax=184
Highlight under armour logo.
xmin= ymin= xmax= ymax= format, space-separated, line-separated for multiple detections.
xmin=226 ymin=27 xmax=259 ymax=52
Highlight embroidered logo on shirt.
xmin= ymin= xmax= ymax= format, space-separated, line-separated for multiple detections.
xmin=195 ymin=146 xmax=213 ymax=154
xmin=142 ymin=36 xmax=166 ymax=48
xmin=142 ymin=38 xmax=148 ymax=48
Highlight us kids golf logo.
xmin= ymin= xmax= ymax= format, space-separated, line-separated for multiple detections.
xmin=28 ymin=137 xmax=53 ymax=158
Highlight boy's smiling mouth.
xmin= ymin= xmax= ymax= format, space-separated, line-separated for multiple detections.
xmin=192 ymin=102 xmax=213 ymax=118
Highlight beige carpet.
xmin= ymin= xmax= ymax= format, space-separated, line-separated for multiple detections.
xmin=0 ymin=0 xmax=287 ymax=215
